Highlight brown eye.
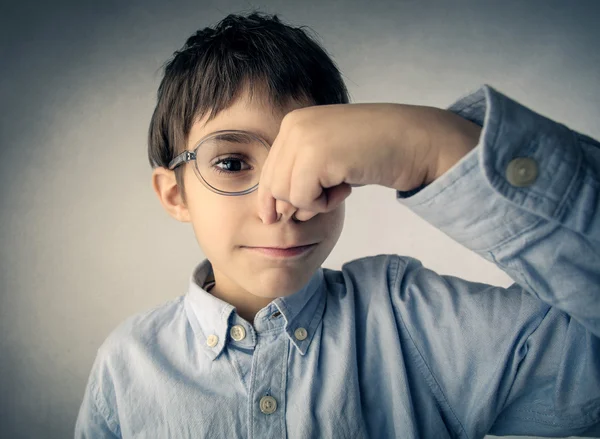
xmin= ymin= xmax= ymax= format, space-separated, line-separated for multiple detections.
xmin=212 ymin=155 xmax=252 ymax=173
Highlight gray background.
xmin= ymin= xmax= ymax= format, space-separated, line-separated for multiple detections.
xmin=1 ymin=0 xmax=599 ymax=437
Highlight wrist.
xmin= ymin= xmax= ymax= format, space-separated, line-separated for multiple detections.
xmin=427 ymin=112 xmax=481 ymax=184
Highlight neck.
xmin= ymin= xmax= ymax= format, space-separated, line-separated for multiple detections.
xmin=205 ymin=275 xmax=273 ymax=325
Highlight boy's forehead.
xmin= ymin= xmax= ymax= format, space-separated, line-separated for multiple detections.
xmin=188 ymin=89 xmax=309 ymax=147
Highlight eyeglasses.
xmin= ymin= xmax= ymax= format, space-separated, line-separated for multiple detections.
xmin=168 ymin=130 xmax=271 ymax=196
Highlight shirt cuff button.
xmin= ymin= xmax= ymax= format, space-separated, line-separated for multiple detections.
xmin=506 ymin=157 xmax=538 ymax=187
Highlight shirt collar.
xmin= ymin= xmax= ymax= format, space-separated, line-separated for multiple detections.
xmin=184 ymin=259 xmax=236 ymax=361
xmin=184 ymin=259 xmax=326 ymax=360
xmin=269 ymin=268 xmax=326 ymax=356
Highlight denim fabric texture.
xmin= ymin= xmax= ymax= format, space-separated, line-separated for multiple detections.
xmin=75 ymin=85 xmax=600 ymax=438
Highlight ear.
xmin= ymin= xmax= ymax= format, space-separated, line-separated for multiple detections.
xmin=151 ymin=167 xmax=191 ymax=223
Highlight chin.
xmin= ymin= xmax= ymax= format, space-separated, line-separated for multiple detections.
xmin=246 ymin=267 xmax=316 ymax=298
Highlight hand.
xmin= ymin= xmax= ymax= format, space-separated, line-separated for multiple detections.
xmin=257 ymin=103 xmax=481 ymax=223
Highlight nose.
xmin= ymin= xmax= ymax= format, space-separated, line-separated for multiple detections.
xmin=276 ymin=199 xmax=300 ymax=222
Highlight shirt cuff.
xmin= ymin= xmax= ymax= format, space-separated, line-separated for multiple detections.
xmin=395 ymin=84 xmax=584 ymax=252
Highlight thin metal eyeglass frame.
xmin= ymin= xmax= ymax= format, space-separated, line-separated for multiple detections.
xmin=168 ymin=129 xmax=271 ymax=196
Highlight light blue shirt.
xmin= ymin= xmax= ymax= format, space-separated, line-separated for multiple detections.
xmin=75 ymin=85 xmax=600 ymax=438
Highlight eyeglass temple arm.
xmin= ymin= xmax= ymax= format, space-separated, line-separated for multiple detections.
xmin=168 ymin=150 xmax=195 ymax=170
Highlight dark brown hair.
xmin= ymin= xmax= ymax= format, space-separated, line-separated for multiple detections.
xmin=147 ymin=11 xmax=350 ymax=204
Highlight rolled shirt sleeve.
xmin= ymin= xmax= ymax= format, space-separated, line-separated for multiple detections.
xmin=396 ymin=84 xmax=600 ymax=337
xmin=392 ymin=85 xmax=600 ymax=436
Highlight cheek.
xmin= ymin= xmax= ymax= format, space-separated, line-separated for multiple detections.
xmin=193 ymin=209 xmax=238 ymax=242
xmin=187 ymin=197 xmax=245 ymax=253
xmin=322 ymin=204 xmax=345 ymax=239
xmin=183 ymin=171 xmax=245 ymax=243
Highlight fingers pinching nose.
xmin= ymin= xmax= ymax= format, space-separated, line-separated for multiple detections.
xmin=271 ymin=211 xmax=300 ymax=222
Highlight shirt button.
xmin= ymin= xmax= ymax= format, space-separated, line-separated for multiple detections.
xmin=506 ymin=157 xmax=538 ymax=187
xmin=294 ymin=327 xmax=308 ymax=341
xmin=259 ymin=395 xmax=277 ymax=414
xmin=230 ymin=325 xmax=246 ymax=341
xmin=206 ymin=334 xmax=218 ymax=348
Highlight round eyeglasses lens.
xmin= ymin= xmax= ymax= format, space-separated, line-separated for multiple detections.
xmin=194 ymin=131 xmax=269 ymax=194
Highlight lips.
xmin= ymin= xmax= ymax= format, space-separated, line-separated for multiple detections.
xmin=243 ymin=243 xmax=317 ymax=258
xmin=246 ymin=242 xmax=316 ymax=250
xmin=257 ymin=244 xmax=313 ymax=250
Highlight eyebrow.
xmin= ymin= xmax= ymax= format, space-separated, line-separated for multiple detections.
xmin=204 ymin=128 xmax=274 ymax=145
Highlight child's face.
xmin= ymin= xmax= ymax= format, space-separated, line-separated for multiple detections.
xmin=161 ymin=89 xmax=345 ymax=299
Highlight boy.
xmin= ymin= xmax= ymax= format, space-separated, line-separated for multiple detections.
xmin=75 ymin=11 xmax=600 ymax=439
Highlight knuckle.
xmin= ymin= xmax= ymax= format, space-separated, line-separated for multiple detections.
xmin=289 ymin=186 xmax=313 ymax=209
xmin=288 ymin=190 xmax=304 ymax=208
xmin=270 ymin=183 xmax=287 ymax=202
xmin=281 ymin=111 xmax=297 ymax=129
